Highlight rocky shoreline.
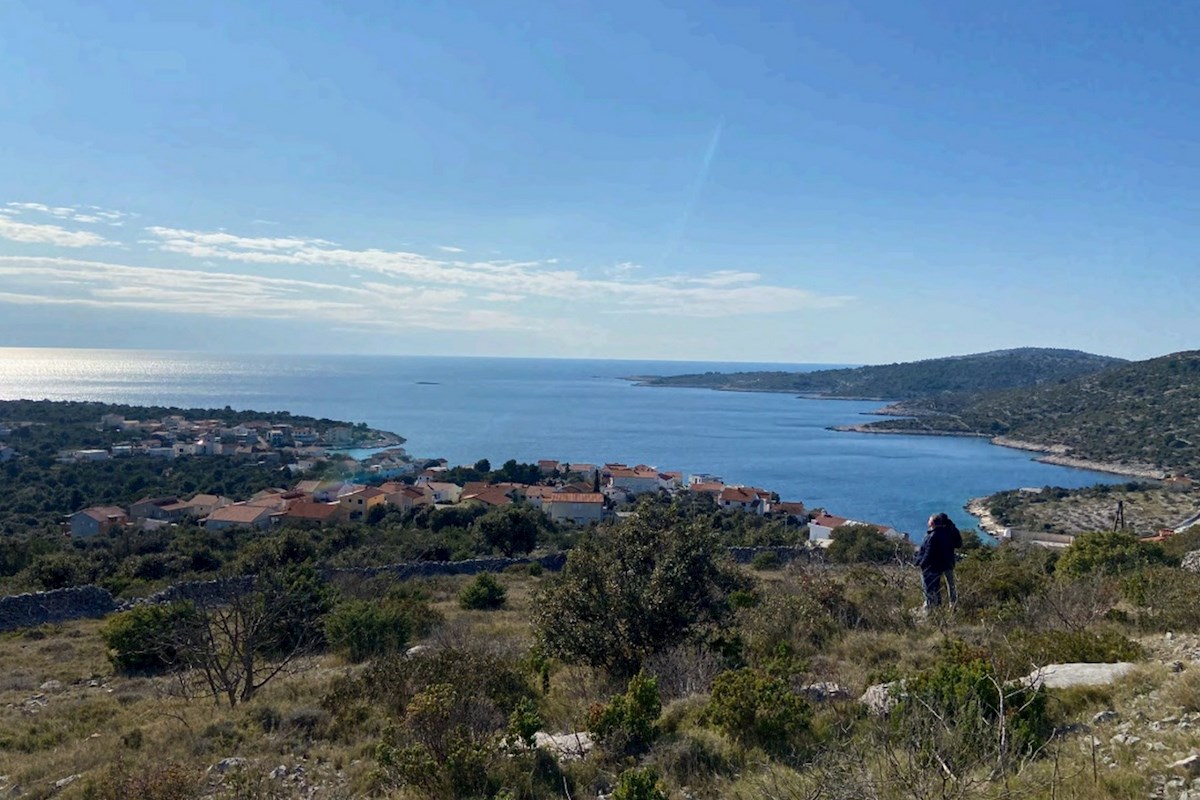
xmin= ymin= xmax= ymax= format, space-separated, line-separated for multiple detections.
xmin=831 ymin=426 xmax=1165 ymax=480
xmin=964 ymin=496 xmax=1009 ymax=537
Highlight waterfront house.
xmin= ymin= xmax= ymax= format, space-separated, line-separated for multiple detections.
xmin=718 ymin=486 xmax=768 ymax=515
xmin=608 ymin=465 xmax=664 ymax=495
xmin=70 ymin=506 xmax=128 ymax=538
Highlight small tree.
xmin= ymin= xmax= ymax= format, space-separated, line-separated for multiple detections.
xmin=532 ymin=505 xmax=745 ymax=676
xmin=476 ymin=505 xmax=542 ymax=557
xmin=588 ymin=671 xmax=662 ymax=755
xmin=178 ymin=564 xmax=334 ymax=706
xmin=706 ymin=668 xmax=812 ymax=755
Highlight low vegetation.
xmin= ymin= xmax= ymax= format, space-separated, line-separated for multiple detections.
xmin=2 ymin=496 xmax=1199 ymax=799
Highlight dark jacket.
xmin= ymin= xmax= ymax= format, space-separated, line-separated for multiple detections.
xmin=917 ymin=518 xmax=962 ymax=573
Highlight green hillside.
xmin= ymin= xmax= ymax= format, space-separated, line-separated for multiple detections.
xmin=638 ymin=348 xmax=1124 ymax=400
xmin=864 ymin=350 xmax=1200 ymax=473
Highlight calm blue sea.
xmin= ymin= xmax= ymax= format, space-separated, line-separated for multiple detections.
xmin=0 ymin=348 xmax=1127 ymax=538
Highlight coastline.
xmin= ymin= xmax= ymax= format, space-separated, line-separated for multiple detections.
xmin=964 ymin=496 xmax=1008 ymax=537
xmin=832 ymin=426 xmax=1165 ymax=480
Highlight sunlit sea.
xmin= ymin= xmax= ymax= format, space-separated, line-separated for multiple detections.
xmin=0 ymin=348 xmax=1126 ymax=538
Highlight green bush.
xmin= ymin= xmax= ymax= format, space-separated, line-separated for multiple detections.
xmin=100 ymin=602 xmax=199 ymax=675
xmin=1008 ymin=629 xmax=1143 ymax=670
xmin=1121 ymin=566 xmax=1200 ymax=632
xmin=893 ymin=644 xmax=1053 ymax=774
xmin=1057 ymin=530 xmax=1166 ymax=578
xmin=324 ymin=599 xmax=412 ymax=663
xmin=589 ymin=671 xmax=662 ymax=755
xmin=705 ymin=668 xmax=812 ymax=755
xmin=458 ymin=572 xmax=507 ymax=610
xmin=828 ymin=525 xmax=914 ymax=565
xmin=612 ymin=767 xmax=669 ymax=800
xmin=737 ymin=592 xmax=837 ymax=663
xmin=750 ymin=551 xmax=780 ymax=571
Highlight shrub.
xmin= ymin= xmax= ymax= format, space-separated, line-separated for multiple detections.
xmin=892 ymin=644 xmax=1053 ymax=775
xmin=532 ymin=507 xmax=747 ymax=676
xmin=1004 ymin=629 xmax=1142 ymax=675
xmin=706 ymin=668 xmax=812 ymax=755
xmin=612 ymin=767 xmax=669 ymax=800
xmin=737 ymin=592 xmax=837 ymax=664
xmin=828 ymin=525 xmax=913 ymax=565
xmin=79 ymin=761 xmax=197 ymax=800
xmin=506 ymin=697 xmax=542 ymax=748
xmin=750 ymin=551 xmax=780 ymax=571
xmin=101 ymin=601 xmax=198 ymax=675
xmin=324 ymin=599 xmax=412 ymax=662
xmin=1121 ymin=566 xmax=1200 ymax=632
xmin=458 ymin=572 xmax=507 ymax=610
xmin=589 ymin=671 xmax=662 ymax=755
xmin=1057 ymin=530 xmax=1166 ymax=578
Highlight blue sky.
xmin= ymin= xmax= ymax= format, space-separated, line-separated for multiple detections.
xmin=0 ymin=0 xmax=1196 ymax=363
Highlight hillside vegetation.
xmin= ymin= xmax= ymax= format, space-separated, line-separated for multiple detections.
xmin=865 ymin=351 xmax=1200 ymax=474
xmin=4 ymin=507 xmax=1200 ymax=800
xmin=637 ymin=348 xmax=1124 ymax=399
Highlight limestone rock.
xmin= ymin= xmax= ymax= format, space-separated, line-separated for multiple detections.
xmin=1092 ymin=709 xmax=1119 ymax=725
xmin=1172 ymin=755 xmax=1200 ymax=777
xmin=209 ymin=758 xmax=247 ymax=775
xmin=1021 ymin=662 xmax=1136 ymax=689
xmin=53 ymin=775 xmax=81 ymax=790
xmin=534 ymin=731 xmax=593 ymax=761
xmin=859 ymin=681 xmax=903 ymax=716
xmin=39 ymin=680 xmax=63 ymax=693
xmin=800 ymin=682 xmax=851 ymax=702
xmin=1181 ymin=550 xmax=1200 ymax=574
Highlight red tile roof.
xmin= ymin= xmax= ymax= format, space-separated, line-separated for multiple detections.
xmin=544 ymin=493 xmax=604 ymax=504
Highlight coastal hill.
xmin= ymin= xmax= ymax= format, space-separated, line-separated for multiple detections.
xmin=635 ymin=347 xmax=1124 ymax=400
xmin=861 ymin=350 xmax=1200 ymax=474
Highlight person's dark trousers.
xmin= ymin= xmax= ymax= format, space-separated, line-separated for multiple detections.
xmin=922 ymin=568 xmax=957 ymax=609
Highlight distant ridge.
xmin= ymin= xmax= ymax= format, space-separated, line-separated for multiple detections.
xmin=859 ymin=350 xmax=1200 ymax=474
xmin=636 ymin=347 xmax=1125 ymax=400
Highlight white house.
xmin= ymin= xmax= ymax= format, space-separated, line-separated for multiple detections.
xmin=718 ymin=486 xmax=768 ymax=515
xmin=542 ymin=493 xmax=605 ymax=525
xmin=808 ymin=513 xmax=906 ymax=546
xmin=607 ymin=466 xmax=663 ymax=495
xmin=417 ymin=480 xmax=462 ymax=504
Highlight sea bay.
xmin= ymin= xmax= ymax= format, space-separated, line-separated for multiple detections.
xmin=0 ymin=347 xmax=1128 ymax=537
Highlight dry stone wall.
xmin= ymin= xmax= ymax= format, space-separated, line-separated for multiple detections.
xmin=0 ymin=547 xmax=802 ymax=631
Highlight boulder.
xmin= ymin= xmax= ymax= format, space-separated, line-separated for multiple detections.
xmin=1092 ymin=709 xmax=1119 ymax=725
xmin=1181 ymin=550 xmax=1200 ymax=574
xmin=859 ymin=681 xmax=903 ymax=716
xmin=209 ymin=757 xmax=247 ymax=775
xmin=1021 ymin=662 xmax=1136 ymax=690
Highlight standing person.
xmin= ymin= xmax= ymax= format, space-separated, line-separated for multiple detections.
xmin=916 ymin=512 xmax=962 ymax=609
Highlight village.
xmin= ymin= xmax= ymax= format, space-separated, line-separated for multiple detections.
xmin=64 ymin=413 xmax=910 ymax=547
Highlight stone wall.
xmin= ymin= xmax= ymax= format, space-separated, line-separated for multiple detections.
xmin=0 ymin=546 xmax=801 ymax=631
xmin=0 ymin=586 xmax=117 ymax=632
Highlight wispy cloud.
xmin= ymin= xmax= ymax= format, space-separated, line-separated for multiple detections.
xmin=0 ymin=256 xmax=530 ymax=332
xmin=6 ymin=201 xmax=132 ymax=226
xmin=0 ymin=214 xmax=118 ymax=248
xmin=139 ymin=225 xmax=848 ymax=317
xmin=0 ymin=199 xmax=852 ymax=335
